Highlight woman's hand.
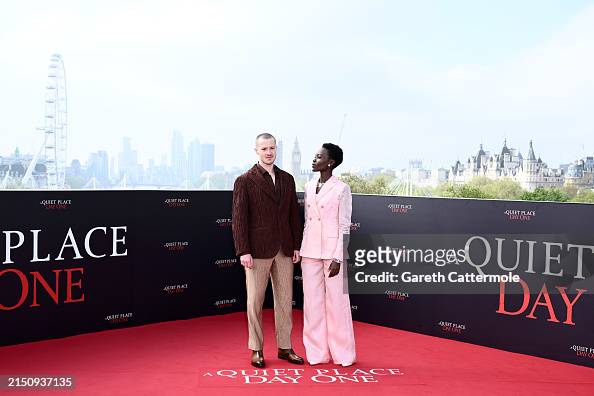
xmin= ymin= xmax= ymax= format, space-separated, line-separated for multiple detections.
xmin=328 ymin=260 xmax=341 ymax=277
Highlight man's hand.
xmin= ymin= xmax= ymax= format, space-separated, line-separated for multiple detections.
xmin=292 ymin=250 xmax=301 ymax=264
xmin=240 ymin=254 xmax=254 ymax=269
xmin=328 ymin=260 xmax=341 ymax=278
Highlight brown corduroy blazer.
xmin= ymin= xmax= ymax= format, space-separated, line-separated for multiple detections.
xmin=232 ymin=164 xmax=303 ymax=259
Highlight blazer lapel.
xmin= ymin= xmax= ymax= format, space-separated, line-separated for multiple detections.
xmin=308 ymin=178 xmax=321 ymax=218
xmin=316 ymin=175 xmax=339 ymax=201
xmin=246 ymin=165 xmax=277 ymax=202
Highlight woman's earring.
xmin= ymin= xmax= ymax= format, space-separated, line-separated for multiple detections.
xmin=328 ymin=164 xmax=331 ymax=167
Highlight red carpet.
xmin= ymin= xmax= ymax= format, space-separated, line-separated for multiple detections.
xmin=0 ymin=310 xmax=592 ymax=395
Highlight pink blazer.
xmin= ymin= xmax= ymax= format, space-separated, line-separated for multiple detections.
xmin=300 ymin=175 xmax=352 ymax=261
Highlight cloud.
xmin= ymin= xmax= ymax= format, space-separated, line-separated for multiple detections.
xmin=1 ymin=1 xmax=593 ymax=170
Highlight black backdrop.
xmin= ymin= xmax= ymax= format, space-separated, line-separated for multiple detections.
xmin=0 ymin=191 xmax=592 ymax=368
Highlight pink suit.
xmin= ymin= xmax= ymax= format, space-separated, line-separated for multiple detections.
xmin=299 ymin=175 xmax=356 ymax=366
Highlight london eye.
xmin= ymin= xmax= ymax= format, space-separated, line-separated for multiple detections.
xmin=22 ymin=54 xmax=68 ymax=189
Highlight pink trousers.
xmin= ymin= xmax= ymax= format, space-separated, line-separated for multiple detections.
xmin=301 ymin=257 xmax=356 ymax=366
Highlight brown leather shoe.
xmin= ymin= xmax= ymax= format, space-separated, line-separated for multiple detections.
xmin=251 ymin=350 xmax=265 ymax=368
xmin=278 ymin=348 xmax=304 ymax=365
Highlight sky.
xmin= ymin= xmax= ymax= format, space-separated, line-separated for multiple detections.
xmin=1 ymin=0 xmax=594 ymax=172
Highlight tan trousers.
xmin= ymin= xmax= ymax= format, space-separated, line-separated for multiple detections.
xmin=245 ymin=249 xmax=294 ymax=350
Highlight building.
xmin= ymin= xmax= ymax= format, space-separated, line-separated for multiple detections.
xmin=188 ymin=138 xmax=202 ymax=182
xmin=0 ymin=148 xmax=47 ymax=188
xmin=171 ymin=130 xmax=186 ymax=184
xmin=291 ymin=137 xmax=301 ymax=179
xmin=450 ymin=140 xmax=564 ymax=191
xmin=201 ymin=143 xmax=215 ymax=172
xmin=275 ymin=139 xmax=283 ymax=169
xmin=86 ymin=150 xmax=109 ymax=185
xmin=400 ymin=160 xmax=449 ymax=188
xmin=564 ymin=156 xmax=594 ymax=189
xmin=118 ymin=137 xmax=142 ymax=185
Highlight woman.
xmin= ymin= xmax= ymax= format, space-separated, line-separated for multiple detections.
xmin=300 ymin=143 xmax=356 ymax=366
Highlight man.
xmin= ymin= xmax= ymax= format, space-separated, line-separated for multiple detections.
xmin=232 ymin=133 xmax=304 ymax=368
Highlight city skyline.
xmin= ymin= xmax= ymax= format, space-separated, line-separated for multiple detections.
xmin=3 ymin=132 xmax=593 ymax=191
xmin=2 ymin=133 xmax=591 ymax=175
xmin=1 ymin=1 xmax=594 ymax=172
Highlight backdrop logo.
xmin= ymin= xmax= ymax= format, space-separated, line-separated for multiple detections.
xmin=202 ymin=368 xmax=404 ymax=385
xmin=388 ymin=203 xmax=413 ymax=214
xmin=504 ymin=209 xmax=536 ymax=221
xmin=298 ymin=197 xmax=305 ymax=207
xmin=164 ymin=241 xmax=189 ymax=251
xmin=294 ymin=275 xmax=303 ymax=282
xmin=214 ymin=298 xmax=237 ymax=309
xmin=163 ymin=283 xmax=189 ymax=295
xmin=40 ymin=199 xmax=72 ymax=210
xmin=105 ymin=312 xmax=133 ymax=324
xmin=351 ymin=305 xmax=358 ymax=311
xmin=215 ymin=258 xmax=237 ymax=269
xmin=216 ymin=218 xmax=232 ymax=228
xmin=439 ymin=320 xmax=466 ymax=334
xmin=385 ymin=290 xmax=409 ymax=302
xmin=497 ymin=280 xmax=587 ymax=326
xmin=0 ymin=226 xmax=127 ymax=311
xmin=350 ymin=222 xmax=361 ymax=232
xmin=164 ymin=198 xmax=190 ymax=208
xmin=570 ymin=345 xmax=594 ymax=360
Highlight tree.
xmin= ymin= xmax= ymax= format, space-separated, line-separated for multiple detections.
xmin=457 ymin=185 xmax=492 ymax=199
xmin=459 ymin=176 xmax=523 ymax=199
xmin=562 ymin=185 xmax=578 ymax=200
xmin=340 ymin=173 xmax=397 ymax=195
xmin=6 ymin=180 xmax=24 ymax=189
xmin=520 ymin=187 xmax=568 ymax=202
xmin=340 ymin=174 xmax=369 ymax=194
xmin=436 ymin=183 xmax=492 ymax=199
xmin=65 ymin=175 xmax=86 ymax=189
xmin=295 ymin=178 xmax=307 ymax=192
xmin=571 ymin=189 xmax=594 ymax=204
xmin=434 ymin=177 xmax=525 ymax=200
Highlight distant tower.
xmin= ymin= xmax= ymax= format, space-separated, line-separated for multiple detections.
xmin=119 ymin=137 xmax=139 ymax=183
xmin=525 ymin=140 xmax=537 ymax=173
xmin=44 ymin=54 xmax=68 ymax=189
xmin=499 ymin=139 xmax=511 ymax=167
xmin=291 ymin=137 xmax=301 ymax=178
xmin=527 ymin=140 xmax=536 ymax=160
xmin=171 ymin=130 xmax=186 ymax=183
xmin=201 ymin=143 xmax=215 ymax=172
xmin=501 ymin=139 xmax=510 ymax=156
xmin=275 ymin=139 xmax=284 ymax=169
xmin=22 ymin=54 xmax=68 ymax=189
xmin=87 ymin=150 xmax=109 ymax=185
xmin=476 ymin=143 xmax=486 ymax=169
xmin=188 ymin=138 xmax=202 ymax=182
